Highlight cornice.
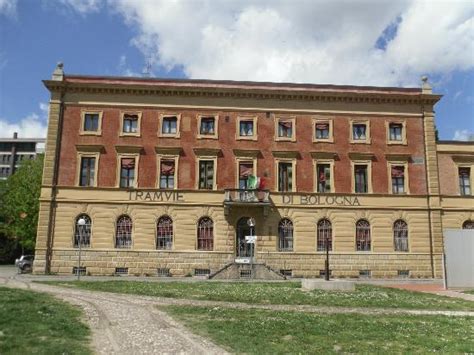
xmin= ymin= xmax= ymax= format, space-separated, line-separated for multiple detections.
xmin=43 ymin=80 xmax=442 ymax=106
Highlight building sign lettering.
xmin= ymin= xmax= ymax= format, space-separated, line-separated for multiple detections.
xmin=282 ymin=194 xmax=360 ymax=206
xmin=129 ymin=190 xmax=185 ymax=202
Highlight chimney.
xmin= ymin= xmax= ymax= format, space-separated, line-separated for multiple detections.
xmin=52 ymin=62 xmax=64 ymax=81
xmin=421 ymin=76 xmax=432 ymax=94
xmin=13 ymin=132 xmax=18 ymax=139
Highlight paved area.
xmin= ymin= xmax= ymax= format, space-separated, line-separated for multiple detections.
xmin=386 ymin=283 xmax=474 ymax=302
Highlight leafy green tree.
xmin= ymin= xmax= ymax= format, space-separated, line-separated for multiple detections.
xmin=0 ymin=155 xmax=43 ymax=254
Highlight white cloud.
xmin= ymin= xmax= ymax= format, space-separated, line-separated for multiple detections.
xmin=0 ymin=103 xmax=48 ymax=138
xmin=453 ymin=129 xmax=474 ymax=141
xmin=58 ymin=0 xmax=101 ymax=14
xmin=0 ymin=0 xmax=17 ymax=17
xmin=103 ymin=0 xmax=473 ymax=87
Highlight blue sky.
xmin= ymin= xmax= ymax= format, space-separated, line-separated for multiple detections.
xmin=0 ymin=0 xmax=473 ymax=140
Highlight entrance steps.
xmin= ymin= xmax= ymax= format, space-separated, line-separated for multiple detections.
xmin=209 ymin=262 xmax=286 ymax=280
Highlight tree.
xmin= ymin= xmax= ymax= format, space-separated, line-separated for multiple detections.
xmin=0 ymin=155 xmax=43 ymax=254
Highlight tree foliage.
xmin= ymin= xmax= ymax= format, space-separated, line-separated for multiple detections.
xmin=0 ymin=155 xmax=43 ymax=253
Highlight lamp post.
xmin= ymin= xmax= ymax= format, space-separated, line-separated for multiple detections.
xmin=247 ymin=218 xmax=256 ymax=278
xmin=77 ymin=218 xmax=86 ymax=281
xmin=325 ymin=233 xmax=330 ymax=281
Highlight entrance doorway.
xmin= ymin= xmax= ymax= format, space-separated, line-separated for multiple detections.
xmin=236 ymin=217 xmax=254 ymax=257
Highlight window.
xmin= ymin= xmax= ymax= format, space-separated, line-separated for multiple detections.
xmin=316 ymin=163 xmax=331 ymax=193
xmin=156 ymin=216 xmax=173 ymax=250
xmin=159 ymin=160 xmax=175 ymax=189
xmin=315 ymin=122 xmax=330 ymax=140
xmin=120 ymin=158 xmax=136 ymax=188
xmin=353 ymin=124 xmax=367 ymax=140
xmin=317 ymin=219 xmax=332 ymax=251
xmin=74 ymin=214 xmax=91 ymax=248
xmin=459 ymin=167 xmax=471 ymax=196
xmin=200 ymin=117 xmax=215 ymax=135
xmin=239 ymin=120 xmax=254 ymax=137
xmin=389 ymin=123 xmax=403 ymax=141
xmin=462 ymin=220 xmax=474 ymax=229
xmin=278 ymin=162 xmax=293 ymax=192
xmin=278 ymin=120 xmax=293 ymax=138
xmin=393 ymin=219 xmax=408 ymax=252
xmin=278 ymin=218 xmax=294 ymax=251
xmin=198 ymin=160 xmax=215 ymax=190
xmin=197 ymin=217 xmax=214 ymax=250
xmin=84 ymin=113 xmax=99 ymax=132
xmin=162 ymin=116 xmax=177 ymax=134
xmin=238 ymin=162 xmax=254 ymax=189
xmin=79 ymin=157 xmax=96 ymax=187
xmin=115 ymin=215 xmax=132 ymax=248
xmin=354 ymin=165 xmax=368 ymax=193
xmin=356 ymin=219 xmax=371 ymax=251
xmin=121 ymin=113 xmax=140 ymax=135
xmin=391 ymin=166 xmax=405 ymax=194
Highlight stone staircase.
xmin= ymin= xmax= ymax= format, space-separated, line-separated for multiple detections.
xmin=209 ymin=262 xmax=286 ymax=280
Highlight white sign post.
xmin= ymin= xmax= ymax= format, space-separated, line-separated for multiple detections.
xmin=245 ymin=235 xmax=257 ymax=244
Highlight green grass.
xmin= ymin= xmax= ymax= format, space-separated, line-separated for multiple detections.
xmin=464 ymin=289 xmax=474 ymax=295
xmin=0 ymin=287 xmax=91 ymax=355
xmin=163 ymin=305 xmax=474 ymax=354
xmin=40 ymin=280 xmax=474 ymax=311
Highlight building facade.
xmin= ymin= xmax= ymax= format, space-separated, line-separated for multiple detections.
xmin=33 ymin=64 xmax=474 ymax=278
xmin=0 ymin=133 xmax=45 ymax=180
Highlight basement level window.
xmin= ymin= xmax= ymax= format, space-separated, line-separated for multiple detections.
xmin=319 ymin=270 xmax=332 ymax=278
xmin=359 ymin=269 xmax=371 ymax=278
xmin=72 ymin=266 xmax=86 ymax=276
xmin=194 ymin=268 xmax=211 ymax=276
xmin=397 ymin=270 xmax=410 ymax=278
xmin=157 ymin=268 xmax=171 ymax=277
xmin=240 ymin=269 xmax=252 ymax=279
xmin=115 ymin=267 xmax=129 ymax=275
xmin=280 ymin=269 xmax=292 ymax=277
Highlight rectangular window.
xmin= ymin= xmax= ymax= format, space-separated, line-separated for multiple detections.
xmin=354 ymin=165 xmax=368 ymax=193
xmin=389 ymin=123 xmax=403 ymax=141
xmin=239 ymin=120 xmax=254 ymax=137
xmin=278 ymin=162 xmax=293 ymax=192
xmin=79 ymin=157 xmax=96 ymax=187
xmin=123 ymin=114 xmax=138 ymax=133
xmin=278 ymin=121 xmax=293 ymax=138
xmin=159 ymin=160 xmax=175 ymax=189
xmin=199 ymin=160 xmax=214 ymax=189
xmin=353 ymin=124 xmax=367 ymax=140
xmin=84 ymin=113 xmax=99 ymax=132
xmin=315 ymin=122 xmax=330 ymax=140
xmin=120 ymin=158 xmax=135 ymax=188
xmin=391 ymin=166 xmax=405 ymax=194
xmin=238 ymin=162 xmax=254 ymax=189
xmin=459 ymin=167 xmax=471 ymax=195
xmin=162 ymin=116 xmax=177 ymax=134
xmin=200 ymin=117 xmax=215 ymax=135
xmin=316 ymin=163 xmax=331 ymax=193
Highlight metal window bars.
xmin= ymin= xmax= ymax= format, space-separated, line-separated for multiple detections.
xmin=156 ymin=216 xmax=173 ymax=250
xmin=74 ymin=214 xmax=92 ymax=248
xmin=115 ymin=215 xmax=132 ymax=248
xmin=197 ymin=217 xmax=214 ymax=250
xmin=278 ymin=218 xmax=294 ymax=251
xmin=317 ymin=219 xmax=332 ymax=251
xmin=393 ymin=220 xmax=408 ymax=251
xmin=356 ymin=220 xmax=371 ymax=251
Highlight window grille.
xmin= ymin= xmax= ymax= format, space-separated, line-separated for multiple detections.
xmin=317 ymin=219 xmax=332 ymax=251
xmin=115 ymin=267 xmax=128 ymax=275
xmin=194 ymin=268 xmax=211 ymax=276
xmin=72 ymin=266 xmax=86 ymax=275
xmin=319 ymin=269 xmax=332 ymax=278
xmin=459 ymin=167 xmax=471 ymax=196
xmin=157 ymin=268 xmax=171 ymax=277
xmin=280 ymin=269 xmax=292 ymax=277
xmin=240 ymin=269 xmax=252 ymax=279
xmin=156 ymin=216 xmax=173 ymax=250
xmin=356 ymin=219 xmax=371 ymax=251
xmin=278 ymin=218 xmax=294 ymax=251
xmin=359 ymin=269 xmax=371 ymax=278
xmin=197 ymin=217 xmax=214 ymax=250
xmin=74 ymin=214 xmax=92 ymax=248
xmin=462 ymin=220 xmax=474 ymax=229
xmin=398 ymin=270 xmax=410 ymax=277
xmin=393 ymin=219 xmax=408 ymax=252
xmin=116 ymin=215 xmax=132 ymax=248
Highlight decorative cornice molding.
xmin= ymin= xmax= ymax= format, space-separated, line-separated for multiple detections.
xmin=115 ymin=145 xmax=144 ymax=154
xmin=75 ymin=144 xmax=105 ymax=153
xmin=154 ymin=146 xmax=183 ymax=155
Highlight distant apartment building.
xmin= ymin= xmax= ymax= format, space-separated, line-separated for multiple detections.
xmin=0 ymin=132 xmax=45 ymax=180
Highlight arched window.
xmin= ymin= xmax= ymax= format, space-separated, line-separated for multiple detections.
xmin=74 ymin=214 xmax=91 ymax=248
xmin=197 ymin=217 xmax=214 ymax=250
xmin=116 ymin=215 xmax=132 ymax=248
xmin=317 ymin=219 xmax=332 ymax=251
xmin=356 ymin=219 xmax=371 ymax=251
xmin=462 ymin=220 xmax=474 ymax=229
xmin=278 ymin=218 xmax=294 ymax=251
xmin=393 ymin=220 xmax=408 ymax=252
xmin=156 ymin=216 xmax=173 ymax=250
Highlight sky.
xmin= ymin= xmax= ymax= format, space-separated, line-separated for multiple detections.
xmin=0 ymin=0 xmax=473 ymax=141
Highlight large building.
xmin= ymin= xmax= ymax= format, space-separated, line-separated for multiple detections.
xmin=0 ymin=133 xmax=45 ymax=180
xmin=33 ymin=63 xmax=473 ymax=278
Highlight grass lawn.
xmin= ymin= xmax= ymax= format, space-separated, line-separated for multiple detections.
xmin=464 ymin=289 xmax=474 ymax=295
xmin=40 ymin=280 xmax=474 ymax=311
xmin=163 ymin=305 xmax=474 ymax=354
xmin=0 ymin=287 xmax=91 ymax=355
